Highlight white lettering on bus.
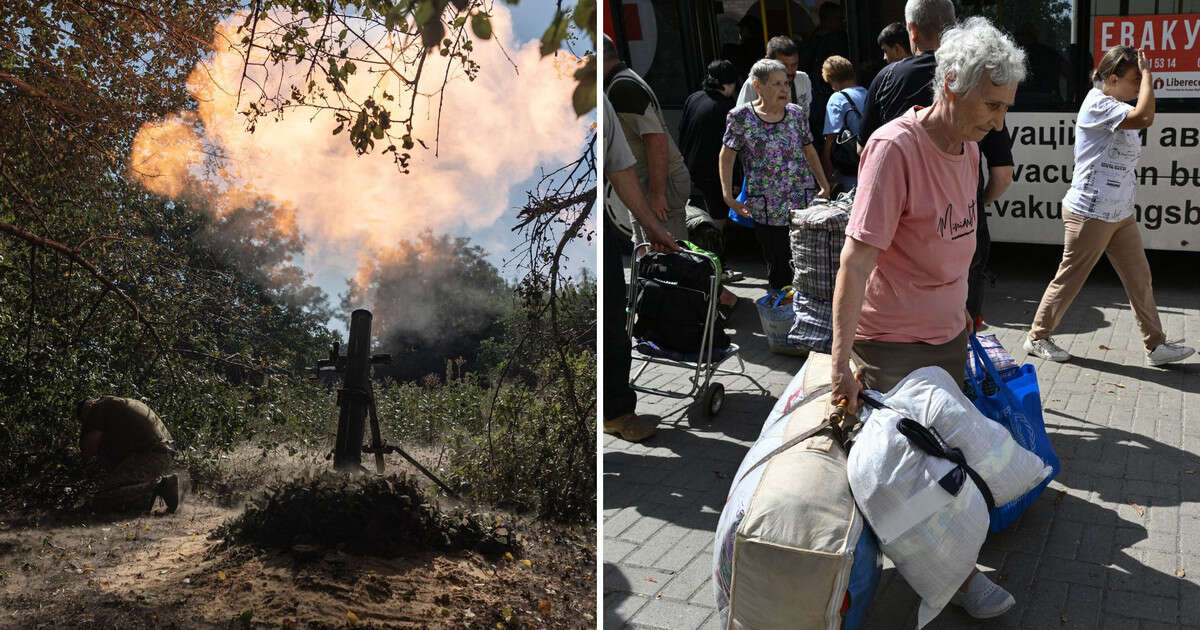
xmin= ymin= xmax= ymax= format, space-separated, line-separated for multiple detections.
xmin=1141 ymin=22 xmax=1155 ymax=50
xmin=1187 ymin=19 xmax=1200 ymax=50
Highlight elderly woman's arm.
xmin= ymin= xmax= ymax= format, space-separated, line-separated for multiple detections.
xmin=831 ymin=236 xmax=880 ymax=415
xmin=719 ymin=144 xmax=750 ymax=217
xmin=803 ymin=143 xmax=832 ymax=199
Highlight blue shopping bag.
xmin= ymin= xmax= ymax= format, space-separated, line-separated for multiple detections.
xmin=966 ymin=334 xmax=1061 ymax=532
xmin=756 ymin=287 xmax=805 ymax=356
xmin=728 ymin=179 xmax=755 ymax=228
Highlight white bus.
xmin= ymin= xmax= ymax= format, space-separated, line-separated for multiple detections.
xmin=605 ymin=0 xmax=1200 ymax=252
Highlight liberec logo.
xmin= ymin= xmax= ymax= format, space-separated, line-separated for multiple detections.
xmin=1154 ymin=77 xmax=1165 ymax=90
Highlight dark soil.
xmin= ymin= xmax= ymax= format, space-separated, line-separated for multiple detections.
xmin=0 ymin=454 xmax=595 ymax=629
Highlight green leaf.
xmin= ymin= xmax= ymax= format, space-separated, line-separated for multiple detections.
xmin=470 ymin=12 xmax=491 ymax=40
xmin=539 ymin=11 xmax=569 ymax=58
xmin=414 ymin=0 xmax=434 ymax=24
xmin=572 ymin=78 xmax=596 ymax=117
xmin=572 ymin=0 xmax=596 ymax=42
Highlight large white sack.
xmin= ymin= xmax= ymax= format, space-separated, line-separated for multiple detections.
xmin=847 ymin=366 xmax=1051 ymax=628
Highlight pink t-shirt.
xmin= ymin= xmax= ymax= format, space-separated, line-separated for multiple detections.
xmin=847 ymin=107 xmax=979 ymax=344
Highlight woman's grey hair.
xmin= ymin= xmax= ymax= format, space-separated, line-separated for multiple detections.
xmin=750 ymin=59 xmax=787 ymax=85
xmin=933 ymin=16 xmax=1027 ymax=102
xmin=904 ymin=0 xmax=955 ymax=46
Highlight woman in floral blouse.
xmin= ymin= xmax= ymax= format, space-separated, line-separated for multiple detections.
xmin=719 ymin=58 xmax=830 ymax=290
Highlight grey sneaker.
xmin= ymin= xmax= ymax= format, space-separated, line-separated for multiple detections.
xmin=1147 ymin=340 xmax=1195 ymax=366
xmin=950 ymin=572 xmax=1015 ymax=619
xmin=1024 ymin=336 xmax=1070 ymax=362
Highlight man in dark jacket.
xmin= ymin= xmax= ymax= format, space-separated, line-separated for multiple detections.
xmin=78 ymin=396 xmax=186 ymax=514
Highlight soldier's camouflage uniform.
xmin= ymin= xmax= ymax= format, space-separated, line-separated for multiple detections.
xmin=79 ymin=397 xmax=183 ymax=513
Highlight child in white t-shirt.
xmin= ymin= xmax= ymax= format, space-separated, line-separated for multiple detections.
xmin=1025 ymin=46 xmax=1194 ymax=367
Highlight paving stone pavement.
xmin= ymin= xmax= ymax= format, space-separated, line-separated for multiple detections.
xmin=603 ymin=244 xmax=1200 ymax=629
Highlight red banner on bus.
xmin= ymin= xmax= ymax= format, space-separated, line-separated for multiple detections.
xmin=1093 ymin=14 xmax=1200 ymax=97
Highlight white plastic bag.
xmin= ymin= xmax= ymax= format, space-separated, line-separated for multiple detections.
xmin=847 ymin=366 xmax=1051 ymax=628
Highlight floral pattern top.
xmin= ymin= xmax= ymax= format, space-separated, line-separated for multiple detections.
xmin=722 ymin=102 xmax=817 ymax=226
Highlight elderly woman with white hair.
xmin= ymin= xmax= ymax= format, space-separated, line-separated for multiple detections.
xmin=720 ymin=58 xmax=830 ymax=291
xmin=830 ymin=16 xmax=1026 ymax=619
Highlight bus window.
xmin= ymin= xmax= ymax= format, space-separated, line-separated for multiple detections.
xmin=953 ymin=1 xmax=1080 ymax=111
xmin=711 ymin=0 xmax=818 ymax=82
xmin=1095 ymin=0 xmax=1200 ymax=14
xmin=606 ymin=0 xmax=694 ymax=109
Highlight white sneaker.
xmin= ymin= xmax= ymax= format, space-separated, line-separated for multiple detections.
xmin=950 ymin=572 xmax=1015 ymax=619
xmin=1023 ymin=336 xmax=1071 ymax=362
xmin=1147 ymin=340 xmax=1195 ymax=366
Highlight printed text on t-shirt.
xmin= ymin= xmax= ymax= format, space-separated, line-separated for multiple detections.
xmin=937 ymin=200 xmax=977 ymax=240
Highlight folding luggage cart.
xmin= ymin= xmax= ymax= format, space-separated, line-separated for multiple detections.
xmin=626 ymin=243 xmax=765 ymax=422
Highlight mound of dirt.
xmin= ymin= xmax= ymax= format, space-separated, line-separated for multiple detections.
xmin=215 ymin=472 xmax=517 ymax=559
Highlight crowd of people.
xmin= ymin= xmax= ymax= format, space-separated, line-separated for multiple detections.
xmin=605 ymin=0 xmax=1196 ymax=619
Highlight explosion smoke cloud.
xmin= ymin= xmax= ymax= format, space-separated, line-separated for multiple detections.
xmin=129 ymin=5 xmax=586 ymax=297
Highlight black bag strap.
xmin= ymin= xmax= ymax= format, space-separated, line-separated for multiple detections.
xmin=859 ymin=393 xmax=997 ymax=512
xmin=733 ymin=385 xmax=848 ymax=486
xmin=839 ymin=89 xmax=862 ymax=120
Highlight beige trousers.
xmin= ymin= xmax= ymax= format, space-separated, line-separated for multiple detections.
xmin=1029 ymin=212 xmax=1165 ymax=351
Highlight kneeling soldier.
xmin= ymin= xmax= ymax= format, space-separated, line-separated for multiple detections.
xmin=77 ymin=396 xmax=186 ymax=514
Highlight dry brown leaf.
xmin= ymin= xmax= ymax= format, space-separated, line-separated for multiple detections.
xmin=347 ymin=611 xmax=359 ymax=624
xmin=1185 ymin=470 xmax=1196 ymax=475
xmin=538 ymin=600 xmax=552 ymax=615
xmin=520 ymin=559 xmax=532 ymax=568
xmin=1127 ymin=500 xmax=1145 ymax=517
xmin=1060 ymin=613 xmax=1071 ymax=623
xmin=1177 ymin=569 xmax=1187 ymax=578
xmin=1098 ymin=344 xmax=1111 ymax=350
xmin=645 ymin=577 xmax=657 ymax=583
xmin=1054 ymin=490 xmax=1067 ymax=505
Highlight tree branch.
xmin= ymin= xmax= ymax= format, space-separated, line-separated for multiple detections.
xmin=0 ymin=71 xmax=95 ymax=119
xmin=0 ymin=220 xmax=167 ymax=357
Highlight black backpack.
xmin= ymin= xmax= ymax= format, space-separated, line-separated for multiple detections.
xmin=632 ymin=251 xmax=730 ymax=354
xmin=830 ymin=90 xmax=862 ymax=175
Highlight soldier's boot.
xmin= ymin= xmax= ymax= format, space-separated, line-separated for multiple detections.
xmin=154 ymin=474 xmax=181 ymax=514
